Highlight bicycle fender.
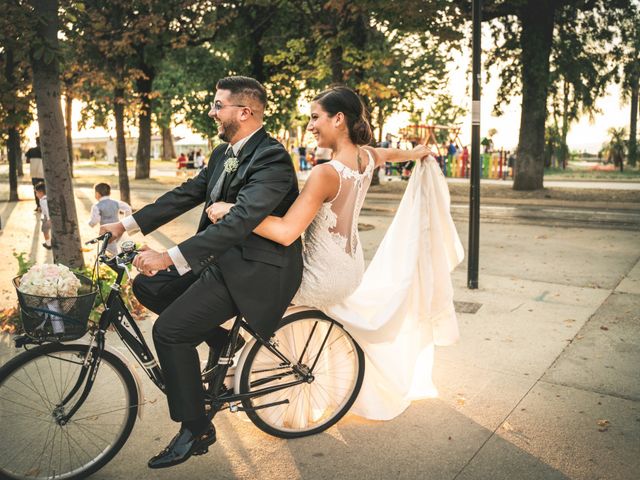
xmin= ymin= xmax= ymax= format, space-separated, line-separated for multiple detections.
xmin=74 ymin=338 xmax=145 ymax=420
xmin=233 ymin=337 xmax=257 ymax=394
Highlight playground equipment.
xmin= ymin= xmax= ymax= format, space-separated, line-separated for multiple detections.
xmin=398 ymin=124 xmax=511 ymax=180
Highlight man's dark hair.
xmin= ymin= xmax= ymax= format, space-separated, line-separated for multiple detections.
xmin=34 ymin=181 xmax=46 ymax=193
xmin=94 ymin=182 xmax=111 ymax=197
xmin=216 ymin=76 xmax=267 ymax=108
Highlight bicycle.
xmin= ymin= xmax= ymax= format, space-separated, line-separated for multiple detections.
xmin=0 ymin=233 xmax=365 ymax=480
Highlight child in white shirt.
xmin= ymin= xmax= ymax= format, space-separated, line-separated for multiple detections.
xmin=88 ymin=183 xmax=132 ymax=255
xmin=34 ymin=182 xmax=51 ymax=250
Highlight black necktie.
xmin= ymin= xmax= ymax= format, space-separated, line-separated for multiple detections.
xmin=210 ymin=146 xmax=233 ymax=203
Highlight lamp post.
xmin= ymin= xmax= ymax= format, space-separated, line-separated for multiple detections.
xmin=468 ymin=0 xmax=482 ymax=289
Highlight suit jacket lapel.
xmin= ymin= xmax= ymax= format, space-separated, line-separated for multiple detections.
xmin=204 ymin=145 xmax=229 ymax=207
xmin=221 ymin=127 xmax=267 ymax=199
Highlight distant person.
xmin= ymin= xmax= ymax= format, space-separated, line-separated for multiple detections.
xmin=194 ymin=150 xmax=205 ymax=169
xmin=481 ymin=137 xmax=493 ymax=153
xmin=88 ymin=182 xmax=132 ymax=255
xmin=507 ymin=152 xmax=515 ymax=178
xmin=378 ymin=134 xmax=393 ymax=175
xmin=461 ymin=146 xmax=469 ymax=177
xmin=34 ymin=182 xmax=51 ymax=250
xmin=187 ymin=150 xmax=195 ymax=169
xmin=378 ymin=133 xmax=392 ymax=148
xmin=298 ymin=145 xmax=308 ymax=170
xmin=25 ymin=137 xmax=44 ymax=211
xmin=314 ymin=146 xmax=332 ymax=165
xmin=177 ymin=153 xmax=188 ymax=172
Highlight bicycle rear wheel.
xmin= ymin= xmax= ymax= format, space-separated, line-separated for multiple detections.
xmin=0 ymin=343 xmax=138 ymax=480
xmin=239 ymin=310 xmax=364 ymax=438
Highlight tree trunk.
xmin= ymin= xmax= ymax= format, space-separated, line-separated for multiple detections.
xmin=376 ymin=108 xmax=386 ymax=144
xmin=513 ymin=0 xmax=555 ymax=191
xmin=114 ymin=88 xmax=131 ymax=205
xmin=329 ymin=44 xmax=343 ymax=84
xmin=17 ymin=150 xmax=23 ymax=177
xmin=7 ymin=127 xmax=20 ymax=201
xmin=629 ymin=74 xmax=638 ymax=167
xmin=29 ymin=0 xmax=83 ymax=268
xmin=135 ymin=66 xmax=153 ymax=179
xmin=4 ymin=45 xmax=20 ymax=200
xmin=249 ymin=23 xmax=266 ymax=83
xmin=161 ymin=125 xmax=175 ymax=161
xmin=64 ymin=93 xmax=74 ymax=177
xmin=559 ymin=80 xmax=570 ymax=169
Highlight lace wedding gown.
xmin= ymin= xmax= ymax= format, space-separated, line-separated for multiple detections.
xmin=292 ymin=151 xmax=375 ymax=307
xmin=293 ymin=156 xmax=464 ymax=421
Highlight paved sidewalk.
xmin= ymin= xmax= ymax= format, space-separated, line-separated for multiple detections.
xmin=0 ymin=183 xmax=638 ymax=480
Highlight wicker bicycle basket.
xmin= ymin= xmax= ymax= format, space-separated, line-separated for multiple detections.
xmin=13 ymin=273 xmax=98 ymax=342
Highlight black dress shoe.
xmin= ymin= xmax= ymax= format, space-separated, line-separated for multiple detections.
xmin=148 ymin=424 xmax=216 ymax=469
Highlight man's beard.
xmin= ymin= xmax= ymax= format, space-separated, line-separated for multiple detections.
xmin=218 ymin=119 xmax=240 ymax=143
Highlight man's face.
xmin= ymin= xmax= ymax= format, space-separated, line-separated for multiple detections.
xmin=208 ymin=89 xmax=242 ymax=143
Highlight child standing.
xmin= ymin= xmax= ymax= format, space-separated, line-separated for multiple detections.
xmin=34 ymin=182 xmax=51 ymax=250
xmin=88 ymin=183 xmax=132 ymax=255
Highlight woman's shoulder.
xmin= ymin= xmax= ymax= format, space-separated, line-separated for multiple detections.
xmin=303 ymin=163 xmax=341 ymax=201
xmin=309 ymin=162 xmax=341 ymax=182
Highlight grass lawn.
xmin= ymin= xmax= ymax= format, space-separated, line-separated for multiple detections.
xmin=544 ymin=164 xmax=640 ymax=181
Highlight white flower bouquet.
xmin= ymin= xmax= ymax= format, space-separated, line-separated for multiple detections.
xmin=15 ymin=264 xmax=93 ymax=339
xmin=18 ymin=264 xmax=81 ymax=297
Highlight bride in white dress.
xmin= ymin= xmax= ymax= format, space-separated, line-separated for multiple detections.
xmin=208 ymin=86 xmax=463 ymax=420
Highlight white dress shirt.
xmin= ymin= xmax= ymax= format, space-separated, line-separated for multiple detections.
xmin=88 ymin=196 xmax=133 ymax=227
xmin=121 ymin=127 xmax=262 ymax=275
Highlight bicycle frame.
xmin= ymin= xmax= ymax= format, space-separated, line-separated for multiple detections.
xmin=16 ymin=233 xmax=331 ymax=425
xmin=206 ymin=317 xmax=315 ymax=416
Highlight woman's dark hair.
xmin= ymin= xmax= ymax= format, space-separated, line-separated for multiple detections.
xmin=313 ymin=86 xmax=373 ymax=145
xmin=216 ymin=76 xmax=267 ymax=108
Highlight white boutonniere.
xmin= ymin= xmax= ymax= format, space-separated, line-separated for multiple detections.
xmin=223 ymin=156 xmax=239 ymax=173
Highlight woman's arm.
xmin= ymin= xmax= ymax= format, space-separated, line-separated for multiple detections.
xmin=207 ymin=165 xmax=339 ymax=247
xmin=362 ymin=144 xmax=431 ymax=169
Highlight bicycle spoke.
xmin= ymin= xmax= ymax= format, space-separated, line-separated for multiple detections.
xmin=240 ymin=316 xmax=363 ymax=437
xmin=0 ymin=389 xmax=52 ymax=415
xmin=1 ymin=418 xmax=51 ymax=474
xmin=71 ymin=403 xmax=135 ymax=422
xmin=34 ymin=360 xmax=54 ymax=410
xmin=6 ymin=369 xmax=56 ymax=409
xmin=46 ymin=355 xmax=62 ymax=402
xmin=0 ymin=345 xmax=138 ymax=480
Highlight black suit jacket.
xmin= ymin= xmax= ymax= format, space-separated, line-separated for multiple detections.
xmin=133 ymin=128 xmax=303 ymax=339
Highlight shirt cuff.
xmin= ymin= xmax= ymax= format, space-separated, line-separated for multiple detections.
xmin=121 ymin=215 xmax=140 ymax=234
xmin=168 ymin=246 xmax=192 ymax=275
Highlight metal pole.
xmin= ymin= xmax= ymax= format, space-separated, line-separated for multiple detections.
xmin=468 ymin=0 xmax=481 ymax=289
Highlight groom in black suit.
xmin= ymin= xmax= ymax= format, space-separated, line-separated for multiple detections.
xmin=101 ymin=76 xmax=303 ymax=469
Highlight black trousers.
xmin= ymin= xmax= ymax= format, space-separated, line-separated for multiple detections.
xmin=132 ymin=265 xmax=239 ymax=422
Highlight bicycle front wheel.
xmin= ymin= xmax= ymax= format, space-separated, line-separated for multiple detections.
xmin=0 ymin=343 xmax=138 ymax=480
xmin=239 ymin=310 xmax=365 ymax=438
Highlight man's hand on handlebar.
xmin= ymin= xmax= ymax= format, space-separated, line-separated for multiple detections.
xmin=132 ymin=246 xmax=174 ymax=276
xmin=99 ymin=222 xmax=125 ymax=242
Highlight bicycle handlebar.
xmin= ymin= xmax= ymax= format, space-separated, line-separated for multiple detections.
xmin=86 ymin=233 xmax=138 ymax=270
